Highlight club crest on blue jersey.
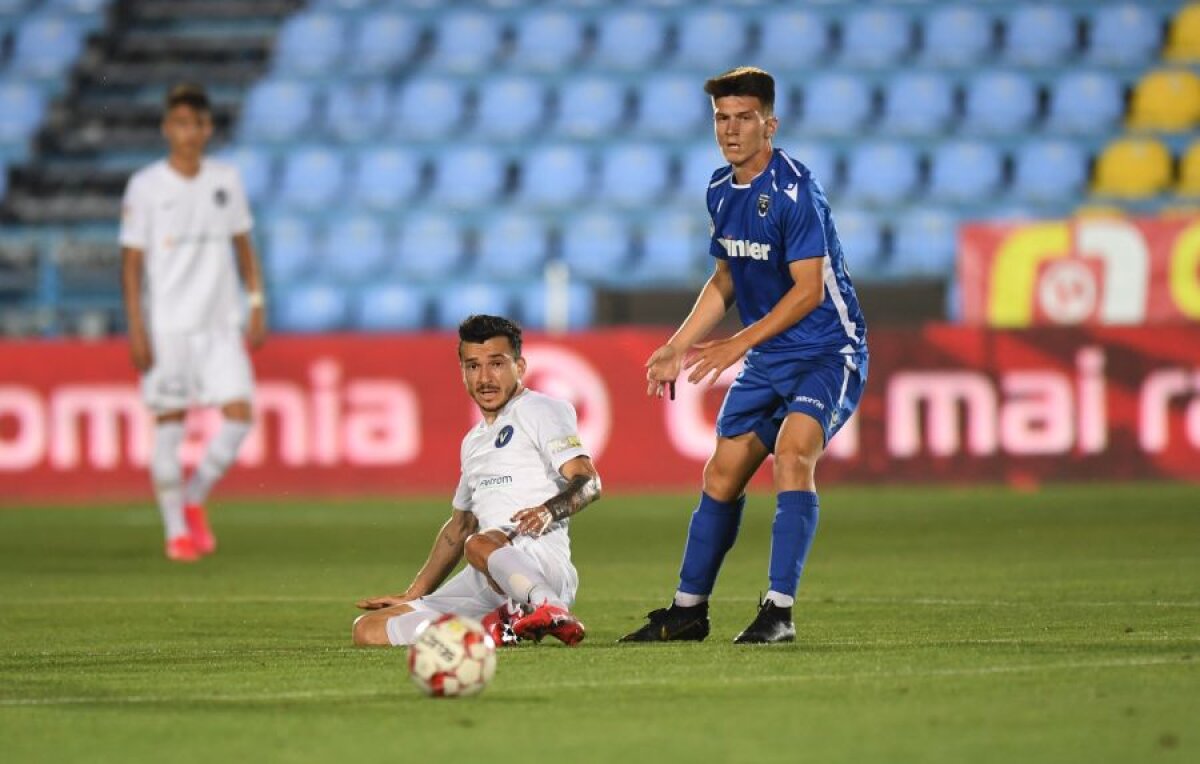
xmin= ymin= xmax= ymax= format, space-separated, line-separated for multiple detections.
xmin=495 ymin=425 xmax=514 ymax=448
xmin=757 ymin=193 xmax=770 ymax=217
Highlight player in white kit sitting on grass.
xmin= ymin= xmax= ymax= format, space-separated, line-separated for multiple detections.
xmin=119 ymin=83 xmax=267 ymax=562
xmin=353 ymin=315 xmax=601 ymax=647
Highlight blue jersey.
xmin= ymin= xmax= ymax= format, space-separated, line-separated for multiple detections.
xmin=707 ymin=148 xmax=867 ymax=358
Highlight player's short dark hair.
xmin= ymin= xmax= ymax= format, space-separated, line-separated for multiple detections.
xmin=458 ymin=314 xmax=523 ymax=359
xmin=165 ymin=83 xmax=211 ymax=115
xmin=703 ymin=67 xmax=775 ymax=116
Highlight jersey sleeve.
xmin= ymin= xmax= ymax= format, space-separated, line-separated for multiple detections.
xmin=451 ymin=470 xmax=472 ymax=512
xmin=521 ymin=396 xmax=589 ymax=472
xmin=707 ymin=187 xmax=726 ymax=260
xmin=227 ymin=168 xmax=254 ymax=235
xmin=118 ymin=175 xmax=150 ymax=250
xmin=782 ymin=181 xmax=828 ymax=263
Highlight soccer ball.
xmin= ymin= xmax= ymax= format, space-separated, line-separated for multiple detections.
xmin=407 ymin=614 xmax=497 ymax=698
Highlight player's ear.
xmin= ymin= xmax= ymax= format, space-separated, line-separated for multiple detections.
xmin=516 ymin=356 xmax=527 ymax=377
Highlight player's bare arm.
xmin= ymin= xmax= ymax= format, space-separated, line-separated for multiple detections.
xmin=120 ymin=246 xmax=153 ymax=372
xmin=511 ymin=456 xmax=602 ymax=537
xmin=233 ymin=232 xmax=267 ymax=349
xmin=685 ymin=257 xmax=824 ymax=386
xmin=647 ymin=261 xmax=736 ymax=397
xmin=356 ymin=509 xmax=478 ymax=609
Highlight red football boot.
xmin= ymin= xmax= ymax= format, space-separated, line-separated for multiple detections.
xmin=184 ymin=504 xmax=216 ymax=555
xmin=165 ymin=534 xmax=201 ymax=562
xmin=481 ymin=601 xmax=524 ymax=647
xmin=512 ymin=602 xmax=586 ymax=646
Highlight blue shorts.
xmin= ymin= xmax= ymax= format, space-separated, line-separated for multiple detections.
xmin=716 ymin=349 xmax=868 ymax=451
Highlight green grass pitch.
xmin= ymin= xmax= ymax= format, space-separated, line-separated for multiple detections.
xmin=1 ymin=484 xmax=1198 ymax=763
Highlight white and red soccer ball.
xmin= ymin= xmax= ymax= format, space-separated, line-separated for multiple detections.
xmin=407 ymin=614 xmax=497 ymax=698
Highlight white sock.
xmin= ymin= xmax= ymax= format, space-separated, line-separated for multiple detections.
xmin=184 ymin=419 xmax=251 ymax=506
xmin=486 ymin=546 xmax=565 ymax=608
xmin=673 ymin=592 xmax=708 ymax=607
xmin=151 ymin=421 xmax=187 ymax=540
xmin=764 ymin=590 xmax=794 ymax=608
xmin=383 ymin=611 xmax=438 ymax=646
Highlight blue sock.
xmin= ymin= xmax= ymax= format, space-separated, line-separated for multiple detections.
xmin=768 ymin=491 xmax=820 ymax=597
xmin=677 ymin=492 xmax=745 ymax=596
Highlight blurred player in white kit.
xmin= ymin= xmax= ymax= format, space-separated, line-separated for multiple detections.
xmin=119 ymin=83 xmax=266 ymax=562
xmin=353 ymin=315 xmax=601 ymax=647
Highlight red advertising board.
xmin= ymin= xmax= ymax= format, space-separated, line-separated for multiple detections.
xmin=959 ymin=216 xmax=1200 ymax=326
xmin=1 ymin=326 xmax=1199 ymax=504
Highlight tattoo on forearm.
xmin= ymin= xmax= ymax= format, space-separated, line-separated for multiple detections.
xmin=544 ymin=474 xmax=601 ymax=522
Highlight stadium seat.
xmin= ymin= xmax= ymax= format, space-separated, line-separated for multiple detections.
xmin=426 ymin=10 xmax=503 ymax=74
xmin=432 ymin=283 xmax=512 ymax=330
xmin=1175 ymin=139 xmax=1200 ymax=197
xmin=1011 ymin=140 xmax=1088 ymax=204
xmin=323 ymin=81 xmax=388 ymax=144
xmin=1086 ymin=4 xmax=1163 ymax=66
xmin=1091 ymin=137 xmax=1172 ymax=199
xmin=920 ymin=6 xmax=994 ymax=67
xmin=751 ymin=9 xmax=829 ymax=70
xmin=591 ymin=10 xmax=666 ymax=71
xmin=1002 ymin=5 xmax=1077 ymax=66
xmin=391 ymin=76 xmax=467 ymax=141
xmin=428 ymin=145 xmax=506 ymax=209
xmin=348 ymin=12 xmax=421 ymax=76
xmin=218 ymin=145 xmax=274 ymax=204
xmin=554 ymin=77 xmax=628 ymax=140
xmin=474 ymin=211 xmax=550 ymax=280
xmin=273 ymin=12 xmax=344 ymax=78
xmin=679 ymin=140 xmax=728 ymax=194
xmin=674 ymin=9 xmax=747 ymax=70
xmin=514 ymin=145 xmax=592 ymax=209
xmin=797 ymin=73 xmax=872 ymax=136
xmin=880 ymin=72 xmax=956 ymax=136
xmin=839 ymin=8 xmax=912 ymax=68
xmin=635 ymin=73 xmax=709 ymax=139
xmin=9 ymin=15 xmax=85 ymax=79
xmin=0 ymin=80 xmax=46 ymax=145
xmin=785 ymin=144 xmax=839 ymax=195
xmin=832 ymin=209 xmax=885 ymax=277
xmin=261 ymin=214 xmax=316 ymax=285
xmin=348 ymin=146 xmax=422 ymax=211
xmin=277 ymin=147 xmax=346 ymax=211
xmin=473 ymin=76 xmax=546 ymax=141
xmin=517 ymin=281 xmax=595 ymax=331
xmin=509 ymin=10 xmax=585 ymax=72
xmin=597 ymin=144 xmax=671 ymax=208
xmin=560 ymin=210 xmax=633 ymax=281
xmin=392 ymin=211 xmax=468 ymax=281
xmin=1127 ymin=69 xmax=1200 ymax=132
xmin=635 ymin=209 xmax=708 ymax=285
xmin=320 ymin=214 xmax=388 ymax=285
xmin=1164 ymin=3 xmax=1200 ymax=62
xmin=961 ymin=71 xmax=1038 ymax=134
xmin=890 ymin=209 xmax=959 ymax=278
xmin=239 ymin=80 xmax=315 ymax=143
xmin=929 ymin=141 xmax=1004 ymax=203
xmin=355 ymin=283 xmax=428 ymax=332
xmin=273 ymin=284 xmax=348 ymax=332
xmin=844 ymin=143 xmax=920 ymax=207
xmin=1045 ymin=71 xmax=1126 ymax=135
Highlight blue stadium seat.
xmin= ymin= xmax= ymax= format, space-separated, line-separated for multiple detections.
xmin=929 ymin=141 xmax=1004 ymax=203
xmin=474 ymin=211 xmax=550 ymax=280
xmin=680 ymin=141 xmax=728 ymax=195
xmin=310 ymin=0 xmax=376 ymax=11
xmin=1045 ymin=71 xmax=1125 ymax=135
xmin=844 ymin=142 xmax=920 ymax=206
xmin=674 ymin=9 xmax=747 ymax=70
xmin=560 ymin=211 xmax=633 ymax=281
xmin=239 ymin=80 xmax=314 ymax=143
xmin=880 ymin=72 xmax=956 ymax=136
xmin=261 ymin=214 xmax=316 ymax=286
xmin=510 ymin=10 xmax=585 ymax=72
xmin=432 ymin=283 xmax=512 ymax=330
xmin=355 ymin=283 xmax=427 ymax=332
xmin=218 ymin=145 xmax=274 ymax=205
xmin=517 ymin=281 xmax=595 ymax=331
xmin=1003 ymin=5 xmax=1077 ymax=66
xmin=473 ymin=76 xmax=546 ymax=141
xmin=554 ymin=77 xmax=627 ymax=140
xmin=635 ymin=209 xmax=708 ymax=285
xmin=752 ymin=10 xmax=829 ymax=70
xmin=890 ymin=209 xmax=959 ymax=278
xmin=323 ymin=80 xmax=388 ymax=143
xmin=591 ymin=10 xmax=666 ymax=71
xmin=597 ymin=144 xmax=671 ymax=208
xmin=274 ymin=284 xmax=348 ymax=332
xmin=277 ymin=147 xmax=346 ymax=211
xmin=426 ymin=10 xmax=503 ymax=74
xmin=785 ymin=144 xmax=839 ymax=195
xmin=393 ymin=212 xmax=467 ymax=282
xmin=832 ymin=209 xmax=885 ymax=277
xmin=1011 ymin=140 xmax=1088 ymax=204
xmin=797 ymin=73 xmax=872 ymax=136
xmin=839 ymin=8 xmax=912 ymax=68
xmin=348 ymin=146 xmax=422 ymax=211
xmin=1086 ymin=4 xmax=1162 ymax=66
xmin=636 ymin=73 xmax=709 ymax=139
xmin=321 ymin=214 xmax=388 ymax=284
xmin=920 ymin=6 xmax=993 ymax=68
xmin=391 ymin=76 xmax=467 ymax=141
xmin=348 ymin=11 xmax=421 ymax=76
xmin=10 ymin=15 xmax=85 ymax=79
xmin=0 ymin=80 xmax=46 ymax=145
xmin=515 ymin=145 xmax=591 ymax=209
xmin=428 ymin=145 xmax=506 ymax=209
xmin=273 ymin=12 xmax=344 ymax=78
xmin=961 ymin=72 xmax=1038 ymax=134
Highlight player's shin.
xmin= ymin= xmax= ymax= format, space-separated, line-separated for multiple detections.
xmin=184 ymin=419 xmax=251 ymax=506
xmin=676 ymin=492 xmax=746 ymax=603
xmin=151 ymin=421 xmax=187 ymax=540
xmin=766 ymin=490 xmax=820 ymax=606
xmin=485 ymin=545 xmax=564 ymax=608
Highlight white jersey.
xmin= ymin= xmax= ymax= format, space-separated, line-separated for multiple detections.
xmin=452 ymin=388 xmax=589 ymax=552
xmin=119 ymin=158 xmax=253 ymax=334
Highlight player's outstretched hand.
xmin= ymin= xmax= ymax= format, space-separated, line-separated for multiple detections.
xmin=129 ymin=329 xmax=153 ymax=372
xmin=511 ymin=506 xmax=554 ymax=537
xmin=645 ymin=344 xmax=682 ymax=398
xmin=355 ymin=594 xmax=412 ymax=610
xmin=685 ymin=336 xmax=749 ymax=386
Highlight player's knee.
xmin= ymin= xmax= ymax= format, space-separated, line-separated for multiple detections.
xmin=773 ymin=448 xmax=819 ymax=484
xmin=464 ymin=533 xmax=493 ymax=572
xmin=701 ymin=462 xmax=744 ymax=502
xmin=352 ymin=612 xmax=388 ymax=646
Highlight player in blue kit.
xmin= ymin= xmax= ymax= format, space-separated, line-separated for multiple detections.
xmin=620 ymin=67 xmax=868 ymax=645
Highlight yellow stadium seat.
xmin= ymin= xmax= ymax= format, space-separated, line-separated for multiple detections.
xmin=1176 ymin=140 xmax=1200 ymax=196
xmin=1072 ymin=204 xmax=1127 ymax=219
xmin=1127 ymin=69 xmax=1200 ymax=131
xmin=1091 ymin=138 xmax=1173 ymax=199
xmin=1165 ymin=3 xmax=1200 ymax=62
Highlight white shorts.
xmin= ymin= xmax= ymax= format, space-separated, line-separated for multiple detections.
xmin=141 ymin=329 xmax=255 ymax=413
